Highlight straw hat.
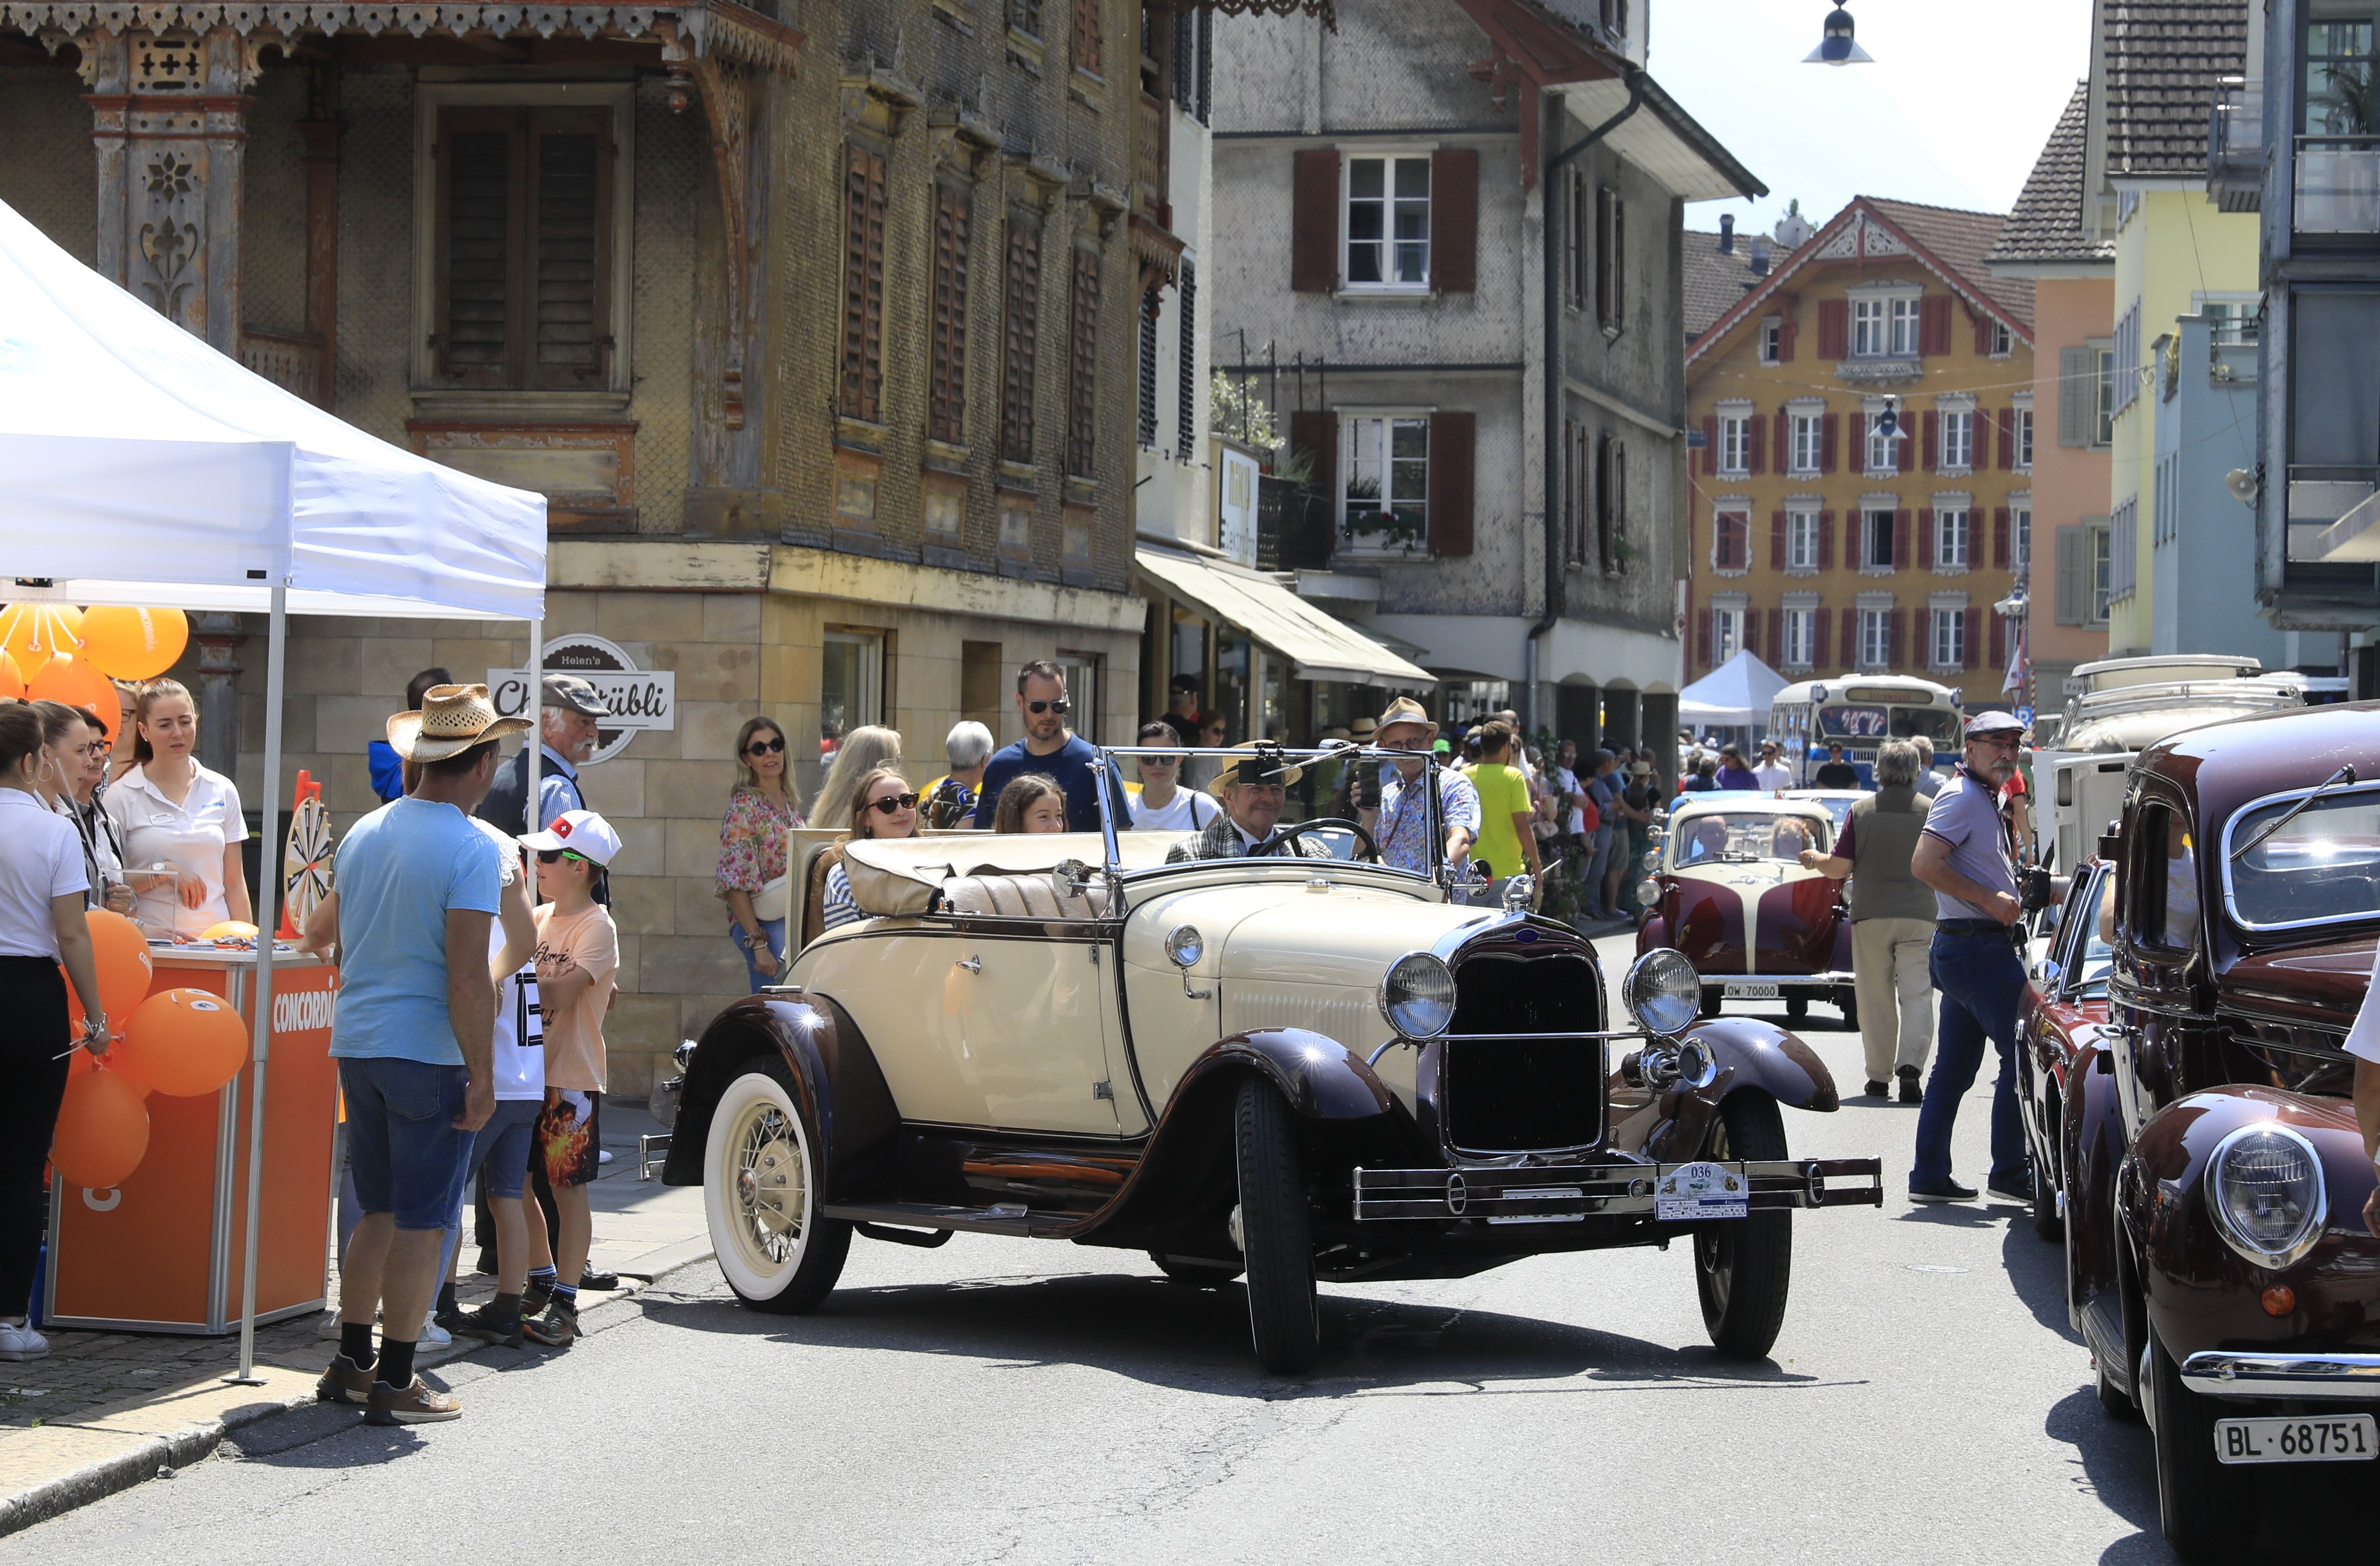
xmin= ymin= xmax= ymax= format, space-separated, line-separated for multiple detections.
xmin=1347 ymin=715 xmax=1377 ymax=741
xmin=1375 ymin=695 xmax=1437 ymax=742
xmin=1210 ymin=742 xmax=1304 ymax=791
xmin=387 ymin=683 xmax=533 ymax=763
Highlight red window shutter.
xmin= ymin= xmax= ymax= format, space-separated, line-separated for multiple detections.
xmin=1778 ymin=311 xmax=1797 ymax=362
xmin=1700 ymin=416 xmax=1718 ymax=475
xmin=1747 ymin=415 xmax=1766 ymax=475
xmin=1817 ymin=509 xmax=1835 ymax=569
xmin=1428 ymin=411 xmax=1475 ymax=557
xmin=1920 ymin=294 xmax=1952 ymax=356
xmin=1810 ymin=606 xmax=1829 ymax=670
xmin=1888 ymin=607 xmax=1906 ymax=669
xmin=1817 ymin=299 xmax=1848 ymax=359
xmin=1917 ymin=508 xmax=1935 ymax=569
xmin=1840 ymin=606 xmax=1860 ymax=667
xmin=1766 ymin=608 xmax=1784 ymax=667
xmin=1289 ymin=409 xmax=1335 ymax=507
xmin=1893 ymin=509 xmax=1911 ymax=570
xmin=1741 ymin=608 xmax=1758 ymax=660
xmin=1820 ymin=412 xmax=1839 ymax=473
xmin=1430 ymin=149 xmax=1478 ymax=292
xmin=1774 ymin=409 xmax=1791 ymax=468
xmin=1973 ymin=310 xmax=1994 ymax=356
xmin=1696 ymin=608 xmax=1713 ymax=669
xmin=1290 ymin=149 xmax=1341 ymax=293
xmin=1963 ymin=607 xmax=1980 ymax=670
xmin=1992 ymin=507 xmax=2011 ymax=568
xmin=1770 ymin=510 xmax=1787 ymax=569
xmin=1921 ymin=410 xmax=1939 ymax=473
xmin=1997 ymin=408 xmax=2015 ymax=469
xmin=1897 ymin=421 xmax=1916 ymax=474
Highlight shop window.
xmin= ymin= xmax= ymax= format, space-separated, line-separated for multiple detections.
xmin=822 ymin=629 xmax=887 ymax=743
xmin=1057 ymin=650 xmax=1101 ymax=743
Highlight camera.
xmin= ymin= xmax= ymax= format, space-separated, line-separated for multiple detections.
xmin=2020 ymin=866 xmax=2053 ymax=914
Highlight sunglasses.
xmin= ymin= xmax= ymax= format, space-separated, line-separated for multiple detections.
xmin=1140 ymin=755 xmax=1180 ymax=767
xmin=1026 ymin=699 xmax=1070 ymax=715
xmin=864 ymin=791 xmax=922 ymax=815
xmin=536 ymin=849 xmax=592 ymax=865
xmin=744 ymin=736 xmax=786 ymax=756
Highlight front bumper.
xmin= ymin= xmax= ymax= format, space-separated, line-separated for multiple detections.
xmin=2182 ymin=1350 xmax=2380 ymax=1401
xmin=1352 ymin=1157 xmax=1884 ymax=1222
xmin=1705 ymin=973 xmax=1852 ymax=992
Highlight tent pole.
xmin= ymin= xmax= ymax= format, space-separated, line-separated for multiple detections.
xmin=227 ymin=582 xmax=286 ymax=1386
xmin=526 ymin=616 xmax=542 ymax=830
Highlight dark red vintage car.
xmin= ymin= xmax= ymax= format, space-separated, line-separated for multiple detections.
xmin=2058 ymin=702 xmax=2380 ymax=1560
xmin=1636 ymin=796 xmax=1855 ymax=1025
xmin=2013 ymin=863 xmax=2115 ymax=1240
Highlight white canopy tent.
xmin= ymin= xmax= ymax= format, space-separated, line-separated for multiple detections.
xmin=0 ymin=198 xmax=548 ymax=1377
xmin=1676 ymin=649 xmax=1789 ymax=732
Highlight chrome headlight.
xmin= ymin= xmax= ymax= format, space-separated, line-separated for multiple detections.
xmin=2207 ymin=1124 xmax=2327 ymax=1270
xmin=1164 ymin=924 xmax=1204 ymax=968
xmin=1623 ymin=948 xmax=1700 ymax=1037
xmin=1378 ymin=952 xmax=1456 ymax=1038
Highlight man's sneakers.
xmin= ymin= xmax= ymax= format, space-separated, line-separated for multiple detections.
xmin=0 ymin=1320 xmax=50 ymax=1362
xmin=365 ymin=1377 xmax=462 ymax=1426
xmin=454 ymin=1302 xmax=524 ymax=1349
xmin=315 ymin=1356 xmax=374 ymax=1406
xmin=1908 ymin=1177 xmax=1978 ymax=1204
xmin=578 ymin=1266 xmax=620 ymax=1293
xmin=1985 ymin=1170 xmax=2036 ymax=1205
xmin=1898 ymin=1065 xmax=1923 ymax=1104
xmin=522 ymin=1299 xmax=580 ymax=1347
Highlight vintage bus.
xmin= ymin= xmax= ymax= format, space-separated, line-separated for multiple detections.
xmin=1767 ymin=675 xmax=1964 ymax=787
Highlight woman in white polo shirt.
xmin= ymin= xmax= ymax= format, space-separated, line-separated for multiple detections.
xmin=0 ymin=702 xmax=110 ymax=1362
xmin=104 ymin=678 xmax=253 ymax=939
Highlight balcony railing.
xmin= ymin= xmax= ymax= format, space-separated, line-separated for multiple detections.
xmin=238 ymin=327 xmax=329 ymax=407
xmin=2295 ymin=135 xmax=2380 ymax=233
xmin=2207 ymin=82 xmax=2263 ymax=212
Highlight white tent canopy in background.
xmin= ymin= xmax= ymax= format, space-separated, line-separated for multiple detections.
xmin=1677 ymin=649 xmax=1789 ymax=730
xmin=0 ymin=195 xmax=547 ymax=1381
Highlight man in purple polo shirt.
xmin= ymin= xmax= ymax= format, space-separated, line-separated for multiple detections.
xmin=1905 ymin=711 xmax=2038 ymax=1204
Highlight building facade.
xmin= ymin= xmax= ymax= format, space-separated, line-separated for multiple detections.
xmin=1987 ymin=81 xmax=2115 ymax=707
xmin=1206 ymin=0 xmax=1760 ymax=765
xmin=1684 ymin=197 xmax=2034 ymax=707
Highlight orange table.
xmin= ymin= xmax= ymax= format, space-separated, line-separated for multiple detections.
xmin=44 ymin=947 xmax=340 ymax=1335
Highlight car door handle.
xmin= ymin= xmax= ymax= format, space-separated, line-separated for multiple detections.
xmin=956 ymin=955 xmax=982 ymax=975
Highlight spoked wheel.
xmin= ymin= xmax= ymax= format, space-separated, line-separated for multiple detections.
xmin=703 ymin=1058 xmax=851 ymax=1314
xmin=1150 ymin=1251 xmax=1243 ymax=1287
xmin=2146 ymin=1332 xmax=2254 ymax=1561
xmin=1234 ymin=1076 xmax=1320 ymax=1374
xmin=1694 ymin=1092 xmax=1793 ymax=1360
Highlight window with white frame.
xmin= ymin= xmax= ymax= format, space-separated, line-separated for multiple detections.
xmin=1929 ymin=606 xmax=1964 ymax=669
xmin=1865 ymin=411 xmax=1896 ymax=473
xmin=1713 ymin=507 xmax=1751 ymax=572
xmin=1345 ymin=155 xmax=1430 ymax=289
xmin=2011 ymin=497 xmax=2032 ymax=572
xmin=2092 ymin=523 xmax=2113 ymax=620
xmin=1712 ymin=605 xmax=1745 ymax=663
xmin=821 ymin=628 xmax=887 ymax=737
xmin=1862 ymin=506 xmax=1897 ymax=570
xmin=2015 ymin=403 xmax=2034 ymax=469
xmin=2113 ymin=299 xmax=2142 ymax=414
xmin=1790 ymin=410 xmax=1822 ymax=473
xmin=1718 ymin=413 xmax=1750 ymax=475
xmin=1936 ymin=507 xmax=1970 ymax=570
xmin=1940 ymin=408 xmax=1973 ymax=471
xmin=1990 ymin=319 xmax=2014 ymax=356
xmin=2109 ymin=496 xmax=2138 ymax=603
xmin=1759 ymin=318 xmax=1783 ymax=363
xmin=1859 ymin=607 xmax=1892 ymax=668
xmin=1890 ymin=297 xmax=1920 ymax=355
xmin=1785 ymin=509 xmax=1821 ymax=570
xmin=1341 ymin=413 xmax=1429 ymax=543
xmin=1782 ymin=606 xmax=1816 ymax=668
xmin=1853 ymin=297 xmax=1886 ymax=356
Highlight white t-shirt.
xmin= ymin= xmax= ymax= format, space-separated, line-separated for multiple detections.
xmin=0 ymin=788 xmax=88 ymax=959
xmin=1753 ymin=761 xmax=1795 ymax=791
xmin=1129 ymin=787 xmax=1221 ymax=832
xmin=1551 ymin=766 xmax=1583 ymax=834
xmin=106 ymin=762 xmax=247 ymax=937
xmin=471 ymin=818 xmax=544 ymax=1100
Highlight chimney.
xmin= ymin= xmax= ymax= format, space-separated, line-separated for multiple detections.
xmin=1718 ymin=213 xmax=1735 ymax=254
xmin=1750 ymin=236 xmax=1771 ymax=275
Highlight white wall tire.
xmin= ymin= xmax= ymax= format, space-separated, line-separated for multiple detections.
xmin=703 ymin=1057 xmax=851 ymax=1314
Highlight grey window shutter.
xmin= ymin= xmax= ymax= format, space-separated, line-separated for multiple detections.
xmin=2058 ymin=346 xmax=2093 ymax=447
xmin=2055 ymin=524 xmax=2085 ymax=625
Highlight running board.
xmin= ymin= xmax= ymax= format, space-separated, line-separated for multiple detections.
xmin=823 ymin=1200 xmax=1075 ymax=1238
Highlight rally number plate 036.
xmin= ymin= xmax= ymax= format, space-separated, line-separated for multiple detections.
xmin=2214 ymin=1414 xmax=2377 ymax=1464
xmin=1725 ymin=981 xmax=1779 ymax=1000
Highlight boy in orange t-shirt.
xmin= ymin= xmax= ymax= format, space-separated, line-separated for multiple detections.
xmin=517 ymin=809 xmax=620 ymax=1346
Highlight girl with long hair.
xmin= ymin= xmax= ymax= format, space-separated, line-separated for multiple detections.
xmin=817 ymin=766 xmax=919 ymax=932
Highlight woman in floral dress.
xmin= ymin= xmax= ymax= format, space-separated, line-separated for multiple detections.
xmin=717 ymin=716 xmax=804 ymax=990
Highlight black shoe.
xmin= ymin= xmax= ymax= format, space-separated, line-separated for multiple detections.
xmin=521 ymin=1277 xmax=555 ymax=1316
xmin=521 ymin=1300 xmax=580 ymax=1347
xmin=1908 ymin=1178 xmax=1978 ymax=1204
xmin=1864 ymin=1080 xmax=1888 ymax=1098
xmin=1897 ymin=1065 xmax=1923 ymax=1104
xmin=473 ymin=1249 xmax=498 ymax=1277
xmin=1985 ymin=1171 xmax=2034 ymax=1204
xmin=577 ymin=1267 xmax=619 ymax=1293
xmin=453 ymin=1304 xmax=523 ymax=1349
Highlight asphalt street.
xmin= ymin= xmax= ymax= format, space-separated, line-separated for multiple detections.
xmin=3 ymin=931 xmax=2359 ymax=1565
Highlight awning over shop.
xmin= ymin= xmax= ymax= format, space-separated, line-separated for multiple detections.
xmin=1134 ymin=547 xmax=1435 ymax=689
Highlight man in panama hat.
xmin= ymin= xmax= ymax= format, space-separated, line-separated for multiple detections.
xmin=1359 ymin=696 xmax=1479 ymax=882
xmin=1164 ymin=743 xmax=1335 ymax=863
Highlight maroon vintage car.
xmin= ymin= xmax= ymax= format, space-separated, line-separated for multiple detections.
xmin=1635 ymin=795 xmax=1855 ymax=1025
xmin=2060 ymin=702 xmax=2380 ymax=1560
xmin=2013 ymin=863 xmax=2115 ymax=1240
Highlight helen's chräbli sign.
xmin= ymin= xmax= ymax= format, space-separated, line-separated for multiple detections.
xmin=489 ymin=632 xmax=675 ymax=765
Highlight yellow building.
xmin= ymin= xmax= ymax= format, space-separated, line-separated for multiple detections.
xmin=1683 ymin=197 xmax=2035 ymax=706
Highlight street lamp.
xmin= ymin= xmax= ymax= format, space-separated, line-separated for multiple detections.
xmin=1804 ymin=4 xmax=1874 ymax=66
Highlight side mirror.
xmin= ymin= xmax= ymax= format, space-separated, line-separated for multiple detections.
xmin=2035 ymin=956 xmax=2062 ymax=990
xmin=1050 ymin=858 xmax=1093 ymax=903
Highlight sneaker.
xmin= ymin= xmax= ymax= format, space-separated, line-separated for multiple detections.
xmin=0 ymin=1321 xmax=50 ymax=1361
xmin=1985 ymin=1171 xmax=2035 ymax=1204
xmin=417 ymin=1317 xmax=452 ymax=1349
xmin=521 ymin=1277 xmax=555 ymax=1315
xmin=453 ymin=1304 xmax=523 ymax=1349
xmin=433 ymin=1301 xmax=469 ymax=1334
xmin=577 ymin=1267 xmax=620 ymax=1293
xmin=1909 ymin=1178 xmax=1978 ymax=1204
xmin=1898 ymin=1065 xmax=1923 ymax=1104
xmin=364 ymin=1376 xmax=461 ymax=1426
xmin=315 ymin=1356 xmax=374 ymax=1406
xmin=521 ymin=1300 xmax=580 ymax=1347
xmin=1864 ymin=1080 xmax=1888 ymax=1098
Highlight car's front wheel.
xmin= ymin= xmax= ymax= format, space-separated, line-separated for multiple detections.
xmin=1234 ymin=1076 xmax=1320 ymax=1374
xmin=1694 ymin=1092 xmax=1793 ymax=1360
xmin=2029 ymin=1141 xmax=2063 ymax=1241
xmin=2146 ymin=1332 xmax=2254 ymax=1561
xmin=703 ymin=1057 xmax=852 ymax=1314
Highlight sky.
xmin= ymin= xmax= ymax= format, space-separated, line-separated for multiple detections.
xmin=1649 ymin=0 xmax=2098 ymax=237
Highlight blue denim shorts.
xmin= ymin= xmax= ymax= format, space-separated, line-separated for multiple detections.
xmin=338 ymin=1056 xmax=473 ymax=1231
xmin=462 ymin=1098 xmax=544 ymax=1203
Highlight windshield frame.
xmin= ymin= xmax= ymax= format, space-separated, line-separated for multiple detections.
xmin=2217 ymin=778 xmax=2380 ymax=936
xmin=1665 ymin=808 xmax=1830 ymax=870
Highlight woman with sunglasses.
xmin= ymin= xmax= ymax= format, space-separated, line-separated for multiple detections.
xmin=818 ymin=767 xmax=920 ymax=933
xmin=716 ymin=717 xmax=805 ymax=992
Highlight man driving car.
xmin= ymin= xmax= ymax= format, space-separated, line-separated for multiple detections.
xmin=1680 ymin=817 xmax=1733 ymax=863
xmin=1165 ymin=745 xmax=1335 ymax=864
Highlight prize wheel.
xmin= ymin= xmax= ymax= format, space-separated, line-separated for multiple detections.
xmin=284 ymin=796 xmax=334 ymax=930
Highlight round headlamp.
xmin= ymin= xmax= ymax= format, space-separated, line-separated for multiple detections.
xmin=1164 ymin=924 xmax=1204 ymax=969
xmin=2207 ymin=1124 xmax=2326 ymax=1270
xmin=1378 ymin=952 xmax=1456 ymax=1039
xmin=1623 ymin=948 xmax=1701 ymax=1037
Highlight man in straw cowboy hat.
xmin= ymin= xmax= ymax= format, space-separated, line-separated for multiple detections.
xmin=1358 ymin=696 xmax=1479 ymax=881
xmin=1164 ymin=743 xmax=1335 ymax=863
xmin=317 ymin=684 xmax=529 ymax=1426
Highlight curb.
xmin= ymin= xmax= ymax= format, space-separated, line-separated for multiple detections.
xmin=0 ymin=1245 xmax=714 ymax=1539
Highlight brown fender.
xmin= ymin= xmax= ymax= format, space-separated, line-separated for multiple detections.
xmin=661 ymin=992 xmax=901 ymax=1203
xmin=1643 ymin=1015 xmax=1840 ymax=1163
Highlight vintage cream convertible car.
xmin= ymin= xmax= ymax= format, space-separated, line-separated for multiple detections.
xmin=661 ymin=749 xmax=1883 ymax=1373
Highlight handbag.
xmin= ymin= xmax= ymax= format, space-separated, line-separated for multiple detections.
xmin=751 ymin=871 xmax=793 ymax=924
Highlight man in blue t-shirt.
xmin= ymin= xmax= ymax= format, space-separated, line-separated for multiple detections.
xmin=319 ymin=684 xmax=525 ymax=1426
xmin=969 ymin=659 xmax=1130 ymax=832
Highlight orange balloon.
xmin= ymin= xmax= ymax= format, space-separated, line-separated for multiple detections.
xmin=75 ymin=606 xmax=187 ymax=682
xmin=0 ymin=604 xmax=82 ymax=676
xmin=65 ymin=1033 xmax=153 ymax=1099
xmin=124 ymin=987 xmax=249 ymax=1098
xmin=50 ymin=1062 xmax=150 ymax=1188
xmin=0 ymin=651 xmax=22 ymax=700
xmin=27 ymin=654 xmax=121 ymax=737
xmin=83 ymin=908 xmax=154 ymax=1026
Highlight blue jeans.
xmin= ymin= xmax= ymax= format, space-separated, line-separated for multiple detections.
xmin=730 ymin=918 xmax=786 ymax=992
xmin=1910 ymin=928 xmax=2030 ymax=1191
xmin=337 ymin=1056 xmax=473 ymax=1231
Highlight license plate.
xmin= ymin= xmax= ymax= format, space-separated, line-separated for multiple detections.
xmin=1654 ymin=1161 xmax=1749 ymax=1221
xmin=1725 ymin=982 xmax=1779 ymax=1000
xmin=2215 ymin=1414 xmax=2377 ymax=1464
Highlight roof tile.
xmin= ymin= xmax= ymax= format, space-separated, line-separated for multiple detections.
xmin=2101 ymin=0 xmax=2248 ymax=178
xmin=1986 ymin=81 xmax=2113 ymax=267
